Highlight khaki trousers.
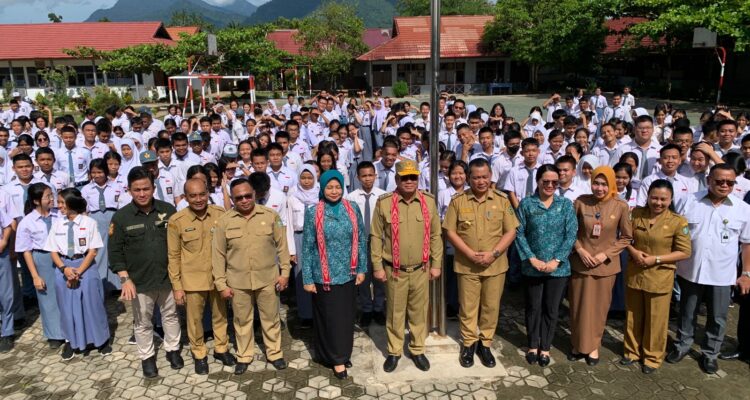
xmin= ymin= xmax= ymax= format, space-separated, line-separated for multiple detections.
xmin=458 ymin=273 xmax=505 ymax=347
xmin=623 ymin=286 xmax=671 ymax=368
xmin=185 ymin=290 xmax=229 ymax=359
xmin=231 ymin=284 xmax=283 ymax=363
xmin=385 ymin=267 xmax=428 ymax=356
xmin=132 ymin=287 xmax=181 ymax=360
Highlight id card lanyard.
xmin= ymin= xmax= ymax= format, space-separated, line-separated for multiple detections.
xmin=592 ymin=209 xmax=602 ymax=238
xmin=722 ymin=218 xmax=729 ymax=243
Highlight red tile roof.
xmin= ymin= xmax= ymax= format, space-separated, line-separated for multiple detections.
xmin=0 ymin=21 xmax=175 ymax=60
xmin=267 ymin=28 xmax=392 ymax=57
xmin=357 ymin=15 xmax=494 ymax=61
xmin=603 ymin=17 xmax=663 ymax=54
xmin=166 ymin=26 xmax=201 ymax=40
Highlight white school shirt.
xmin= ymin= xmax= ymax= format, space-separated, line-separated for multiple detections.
xmin=1 ymin=177 xmax=44 ymax=218
xmin=0 ymin=190 xmax=21 ymax=223
xmin=545 ymin=102 xmax=563 ymax=123
xmin=346 ymin=187 xmax=387 ymax=227
xmin=603 ymin=105 xmax=632 ymax=123
xmin=154 ymin=170 xmax=181 ymax=205
xmin=439 ymin=130 xmax=459 ymax=152
xmin=35 ymin=170 xmax=71 ymax=194
xmin=81 ymin=181 xmax=123 ymax=213
xmin=112 ymin=115 xmax=130 ymax=132
xmin=164 ymin=114 xmax=182 ymax=127
xmin=503 ymin=164 xmax=540 ymax=201
xmin=173 ymin=151 xmax=202 ymax=176
xmin=373 ymin=160 xmax=397 ymax=192
xmin=281 ymin=151 xmax=303 ymax=175
xmin=636 ymin=171 xmax=691 ymax=209
xmin=281 ymin=103 xmax=299 ymax=120
xmin=54 ymin=146 xmax=91 ymax=184
xmin=491 ymin=151 xmax=523 ymax=187
xmin=556 ymin=181 xmax=587 ymax=202
xmin=618 ymin=188 xmax=638 ymax=209
xmin=193 ymin=150 xmax=217 ymax=166
xmin=16 ymin=210 xmax=61 ymax=252
xmin=613 ymin=140 xmax=662 ymax=184
xmin=159 ymin=159 xmax=185 ymax=189
xmin=732 ymin=175 xmax=750 ymax=200
xmin=256 ymin=187 xmax=288 ymax=226
xmin=43 ymin=214 xmax=103 ymax=255
xmin=623 ymin=93 xmax=636 ymax=108
xmin=590 ymin=95 xmax=608 ymax=109
xmin=539 ymin=147 xmax=565 ymax=165
xmin=677 ymin=191 xmax=750 ymax=286
xmin=591 ymin=143 xmax=620 ymax=167
xmin=288 ymin=140 xmax=312 ymax=162
xmin=267 ymin=166 xmax=297 ymax=194
xmin=564 ymin=105 xmax=580 ymax=118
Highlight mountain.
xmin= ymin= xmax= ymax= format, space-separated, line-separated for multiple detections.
xmin=86 ymin=0 xmax=257 ymax=27
xmin=245 ymin=0 xmax=397 ymax=28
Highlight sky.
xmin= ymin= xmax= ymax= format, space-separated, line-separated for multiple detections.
xmin=0 ymin=0 xmax=269 ymax=23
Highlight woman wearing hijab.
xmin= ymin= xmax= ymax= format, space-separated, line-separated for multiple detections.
xmin=289 ymin=164 xmax=319 ymax=327
xmin=301 ymin=170 xmax=366 ymax=379
xmin=569 ymin=166 xmax=633 ymax=366
xmin=576 ymin=154 xmax=600 ymax=190
xmin=117 ymin=138 xmax=140 ymax=178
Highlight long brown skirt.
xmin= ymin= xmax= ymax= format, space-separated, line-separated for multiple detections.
xmin=568 ymin=273 xmax=616 ymax=354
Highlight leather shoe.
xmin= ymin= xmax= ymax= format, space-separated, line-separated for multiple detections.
xmin=460 ymin=344 xmax=476 ymax=368
xmin=333 ymin=367 xmax=348 ymax=380
xmin=567 ymin=351 xmax=585 ymax=362
xmin=718 ymin=351 xmax=740 ymax=360
xmin=585 ymin=355 xmax=599 ymax=366
xmin=641 ymin=364 xmax=656 ymax=374
xmin=700 ymin=356 xmax=718 ymax=374
xmin=665 ymin=348 xmax=688 ymax=364
xmin=234 ymin=362 xmax=249 ymax=375
xmin=141 ymin=355 xmax=158 ymax=378
xmin=270 ymin=358 xmax=287 ymax=370
xmin=525 ymin=351 xmax=538 ymax=365
xmin=412 ymin=354 xmax=430 ymax=371
xmin=359 ymin=312 xmax=372 ymax=327
xmin=166 ymin=350 xmax=184 ymax=370
xmin=619 ymin=357 xmax=636 ymax=366
xmin=373 ymin=312 xmax=386 ymax=326
xmin=475 ymin=343 xmax=496 ymax=368
xmin=538 ymin=354 xmax=550 ymax=367
xmin=345 ymin=360 xmax=352 ymax=368
xmin=383 ymin=355 xmax=400 ymax=372
xmin=194 ymin=357 xmax=209 ymax=375
xmin=214 ymin=352 xmax=237 ymax=366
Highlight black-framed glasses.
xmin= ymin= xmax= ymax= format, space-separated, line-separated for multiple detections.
xmin=400 ymin=175 xmax=418 ymax=181
xmin=713 ymin=179 xmax=736 ymax=187
xmin=233 ymin=194 xmax=254 ymax=201
xmin=541 ymin=180 xmax=559 ymax=187
xmin=36 ymin=137 xmax=49 ymax=142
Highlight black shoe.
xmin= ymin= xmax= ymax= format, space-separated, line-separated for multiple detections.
xmin=665 ymin=348 xmax=688 ymax=364
xmin=333 ymin=367 xmax=348 ymax=380
xmin=48 ymin=339 xmax=65 ymax=349
xmin=13 ymin=319 xmax=25 ymax=329
xmin=642 ymin=364 xmax=656 ymax=374
xmin=270 ymin=358 xmax=287 ymax=370
xmin=153 ymin=327 xmax=165 ymax=340
xmin=61 ymin=342 xmax=74 ymax=360
xmin=475 ymin=343 xmax=496 ymax=368
xmin=446 ymin=306 xmax=459 ymax=320
xmin=412 ymin=354 xmax=430 ymax=371
xmin=619 ymin=357 xmax=636 ymax=366
xmin=567 ymin=351 xmax=585 ymax=362
xmin=700 ymin=356 xmax=718 ymax=374
xmin=97 ymin=342 xmax=112 ymax=355
xmin=214 ymin=352 xmax=237 ymax=366
xmin=719 ymin=351 xmax=740 ymax=360
xmin=345 ymin=360 xmax=352 ymax=368
xmin=383 ymin=355 xmax=400 ymax=372
xmin=166 ymin=350 xmax=184 ymax=370
xmin=460 ymin=344 xmax=476 ymax=368
xmin=142 ymin=356 xmax=158 ymax=378
xmin=538 ymin=354 xmax=551 ymax=367
xmin=359 ymin=312 xmax=373 ymax=327
xmin=127 ymin=335 xmax=137 ymax=345
xmin=373 ymin=311 xmax=386 ymax=326
xmin=298 ymin=319 xmax=313 ymax=329
xmin=234 ymin=362 xmax=249 ymax=375
xmin=585 ymin=355 xmax=599 ymax=366
xmin=194 ymin=357 xmax=209 ymax=375
xmin=525 ymin=351 xmax=538 ymax=365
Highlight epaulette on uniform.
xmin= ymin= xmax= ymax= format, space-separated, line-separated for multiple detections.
xmin=493 ymin=189 xmax=509 ymax=198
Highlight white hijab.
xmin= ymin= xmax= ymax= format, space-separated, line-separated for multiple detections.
xmin=118 ymin=138 xmax=141 ymax=178
xmin=291 ymin=165 xmax=319 ymax=206
xmin=577 ymin=154 xmax=600 ymax=187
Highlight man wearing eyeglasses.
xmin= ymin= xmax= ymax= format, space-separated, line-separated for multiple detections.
xmin=667 ymin=163 xmax=750 ymax=374
xmin=443 ymin=158 xmax=519 ymax=369
xmin=212 ymin=177 xmax=291 ymax=375
xmin=371 ymin=159 xmax=443 ymax=373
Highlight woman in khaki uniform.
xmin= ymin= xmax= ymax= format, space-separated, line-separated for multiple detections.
xmin=569 ymin=166 xmax=633 ymax=365
xmin=621 ymin=179 xmax=691 ymax=374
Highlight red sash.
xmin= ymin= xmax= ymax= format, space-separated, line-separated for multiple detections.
xmin=390 ymin=191 xmax=431 ymax=277
xmin=315 ymin=200 xmax=359 ymax=291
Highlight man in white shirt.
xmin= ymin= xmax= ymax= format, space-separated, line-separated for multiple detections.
xmin=438 ymin=112 xmax=459 ymax=152
xmin=142 ymin=112 xmax=165 ymax=141
xmin=714 ymin=119 xmax=741 ymax=158
xmin=170 ymin=132 xmax=201 ymax=178
xmin=589 ymin=87 xmax=608 ymax=128
xmin=637 ymin=144 xmax=691 ymax=209
xmin=274 ymin=131 xmax=303 ymax=175
xmin=491 ymin=131 xmax=523 ymax=189
xmin=603 ymin=94 xmax=632 ymax=124
xmin=141 ymin=150 xmax=181 ymax=206
xmin=281 ymin=94 xmax=299 ymax=120
xmin=266 ymin=143 xmax=296 ymax=195
xmin=554 ymin=156 xmax=586 ymax=201
xmin=503 ymin=138 xmax=541 ymax=209
xmin=54 ymin=126 xmax=91 ymax=188
xmin=469 ymin=128 xmax=502 ymax=165
xmin=667 ymin=164 xmax=750 ymax=374
xmin=249 ymin=171 xmax=288 ymax=226
xmin=374 ymin=141 xmax=399 ymax=192
xmin=542 ymin=93 xmax=563 ymax=123
xmin=622 ymin=86 xmax=636 ymax=108
xmin=591 ymin=123 xmax=621 ymax=167
xmin=285 ymin=120 xmax=312 ymax=162
xmin=614 ymin=115 xmax=662 ymax=186
xmin=563 ymin=96 xmax=580 ymax=117
xmin=345 ymin=161 xmax=387 ymax=326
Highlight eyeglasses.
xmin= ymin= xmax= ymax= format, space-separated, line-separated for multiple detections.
xmin=400 ymin=175 xmax=418 ymax=181
xmin=541 ymin=180 xmax=559 ymax=187
xmin=713 ymin=179 xmax=737 ymax=187
xmin=233 ymin=194 xmax=254 ymax=201
xmin=36 ymin=137 xmax=49 ymax=142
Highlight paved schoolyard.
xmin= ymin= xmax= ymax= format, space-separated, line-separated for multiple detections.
xmin=1 ymin=284 xmax=748 ymax=400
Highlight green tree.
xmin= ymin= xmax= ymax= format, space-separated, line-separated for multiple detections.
xmin=168 ymin=10 xmax=215 ymax=33
xmin=396 ymin=0 xmax=492 ymax=16
xmin=98 ymin=17 xmax=111 ymax=22
xmin=38 ymin=66 xmax=74 ymax=110
xmin=297 ymin=1 xmax=368 ymax=88
xmin=482 ymin=0 xmax=608 ymax=91
xmin=48 ymin=13 xmax=63 ymax=23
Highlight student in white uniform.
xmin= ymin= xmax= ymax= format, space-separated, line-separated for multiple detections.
xmin=554 ymin=156 xmax=587 ymax=202
xmin=81 ymin=159 xmax=122 ymax=291
xmin=54 ymin=126 xmax=91 ymax=189
xmin=139 ymin=150 xmax=181 ymax=206
xmin=266 ymin=143 xmax=297 ymax=195
xmin=0 ymin=192 xmax=18 ymax=353
xmin=15 ymin=183 xmax=64 ymax=348
xmin=249 ymin=172 xmax=288 ymax=227
xmin=34 ymin=147 xmax=69 ymax=197
xmin=637 ymin=144 xmax=691 ymax=210
xmin=613 ymin=162 xmax=638 ymax=209
xmin=44 ymin=188 xmax=111 ymax=360
xmin=504 ymin=138 xmax=542 ymax=209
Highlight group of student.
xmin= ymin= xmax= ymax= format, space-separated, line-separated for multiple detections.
xmin=0 ymin=87 xmax=748 ymax=378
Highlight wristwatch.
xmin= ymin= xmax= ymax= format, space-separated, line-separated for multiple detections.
xmin=120 ymin=276 xmax=130 ymax=284
xmin=492 ymin=250 xmax=501 ymax=258
xmin=57 ymin=265 xmax=66 ymax=272
xmin=742 ymin=271 xmax=750 ymax=279
xmin=655 ymin=256 xmax=662 ymax=265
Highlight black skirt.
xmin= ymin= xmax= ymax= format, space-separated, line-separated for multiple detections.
xmin=313 ymin=279 xmax=357 ymax=366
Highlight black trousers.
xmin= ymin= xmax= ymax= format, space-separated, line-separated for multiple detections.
xmin=524 ymin=275 xmax=569 ymax=351
xmin=313 ymin=280 xmax=356 ymax=367
xmin=736 ymin=292 xmax=750 ymax=357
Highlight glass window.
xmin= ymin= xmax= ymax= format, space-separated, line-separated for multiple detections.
xmin=372 ymin=64 xmax=392 ymax=87
xmin=396 ymin=63 xmax=425 ymax=86
xmin=439 ymin=62 xmax=465 ymax=84
xmin=476 ymin=61 xmax=505 ymax=83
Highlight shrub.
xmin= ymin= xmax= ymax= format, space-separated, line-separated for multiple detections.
xmin=392 ymin=81 xmax=408 ymax=98
xmin=90 ymin=85 xmax=124 ymax=116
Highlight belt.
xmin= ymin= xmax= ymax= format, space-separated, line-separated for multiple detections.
xmin=383 ymin=260 xmax=423 ymax=273
xmin=92 ymin=208 xmax=118 ymax=213
xmin=32 ymin=249 xmax=50 ymax=254
xmin=61 ymin=254 xmax=85 ymax=260
xmin=74 ymin=180 xmax=90 ymax=187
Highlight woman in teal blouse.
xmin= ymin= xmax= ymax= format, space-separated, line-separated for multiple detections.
xmin=515 ymin=164 xmax=578 ymax=367
xmin=301 ymin=170 xmax=366 ymax=379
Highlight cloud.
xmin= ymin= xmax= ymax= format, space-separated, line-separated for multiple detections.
xmin=0 ymin=0 xmax=116 ymax=23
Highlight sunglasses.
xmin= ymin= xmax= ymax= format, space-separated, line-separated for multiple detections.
xmin=400 ymin=175 xmax=418 ymax=181
xmin=541 ymin=180 xmax=559 ymax=187
xmin=713 ymin=179 xmax=736 ymax=187
xmin=37 ymin=137 xmax=49 ymax=142
xmin=233 ymin=194 xmax=254 ymax=201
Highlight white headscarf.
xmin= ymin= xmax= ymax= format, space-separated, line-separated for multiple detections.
xmin=291 ymin=165 xmax=319 ymax=206
xmin=577 ymin=154 xmax=600 ymax=187
xmin=118 ymin=138 xmax=141 ymax=178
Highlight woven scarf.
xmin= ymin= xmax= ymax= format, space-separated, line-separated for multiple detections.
xmin=390 ymin=191 xmax=431 ymax=277
xmin=315 ymin=200 xmax=359 ymax=291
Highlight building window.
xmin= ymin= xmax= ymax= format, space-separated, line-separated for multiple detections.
xmin=26 ymin=68 xmax=41 ymax=88
xmin=69 ymin=66 xmax=104 ymax=87
xmin=372 ymin=64 xmax=392 ymax=87
xmin=396 ymin=63 xmax=425 ymax=86
xmin=439 ymin=62 xmax=465 ymax=84
xmin=476 ymin=61 xmax=505 ymax=83
xmin=106 ymin=72 xmax=138 ymax=87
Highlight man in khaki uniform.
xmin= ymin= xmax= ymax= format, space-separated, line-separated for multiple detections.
xmin=371 ymin=159 xmax=443 ymax=373
xmin=212 ymin=178 xmax=291 ymax=375
xmin=443 ymin=158 xmax=519 ymax=368
xmin=168 ymin=179 xmax=235 ymax=375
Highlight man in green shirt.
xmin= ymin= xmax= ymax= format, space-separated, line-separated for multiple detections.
xmin=109 ymin=165 xmax=182 ymax=378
